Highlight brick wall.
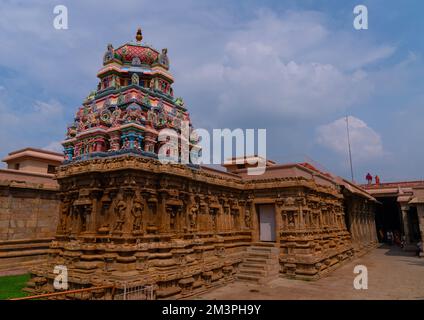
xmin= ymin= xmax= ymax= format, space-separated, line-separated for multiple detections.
xmin=0 ymin=185 xmax=59 ymax=241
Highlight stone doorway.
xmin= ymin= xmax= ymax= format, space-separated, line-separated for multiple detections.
xmin=258 ymin=204 xmax=276 ymax=242
xmin=408 ymin=207 xmax=421 ymax=242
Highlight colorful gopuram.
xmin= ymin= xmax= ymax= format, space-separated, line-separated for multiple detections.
xmin=26 ymin=29 xmax=378 ymax=299
xmin=63 ymin=28 xmax=192 ymax=163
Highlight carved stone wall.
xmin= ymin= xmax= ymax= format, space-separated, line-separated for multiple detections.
xmin=344 ymin=196 xmax=378 ymax=255
xmin=27 ymin=156 xmax=374 ymax=297
xmin=273 ymin=191 xmax=353 ymax=279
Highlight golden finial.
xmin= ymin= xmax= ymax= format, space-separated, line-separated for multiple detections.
xmin=136 ymin=27 xmax=143 ymax=42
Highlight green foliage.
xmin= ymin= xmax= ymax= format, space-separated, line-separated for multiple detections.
xmin=0 ymin=273 xmax=30 ymax=299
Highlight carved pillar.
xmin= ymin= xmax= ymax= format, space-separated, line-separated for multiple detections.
xmin=400 ymin=205 xmax=411 ymax=243
xmin=88 ymin=189 xmax=102 ymax=234
xmin=158 ymin=192 xmax=167 ymax=233
xmin=252 ymin=202 xmax=259 ymax=242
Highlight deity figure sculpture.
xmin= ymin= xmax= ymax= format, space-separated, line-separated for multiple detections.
xmin=122 ymin=138 xmax=130 ymax=149
xmin=168 ymin=207 xmax=177 ymax=230
xmin=103 ymin=44 xmax=114 ymax=63
xmin=158 ymin=48 xmax=169 ymax=67
xmin=245 ymin=208 xmax=251 ymax=228
xmin=131 ymin=197 xmax=144 ymax=232
xmin=133 ymin=140 xmax=139 ymax=149
xmin=59 ymin=202 xmax=70 ymax=232
xmin=87 ymin=110 xmax=99 ymax=128
xmin=288 ymin=211 xmax=295 ymax=227
xmin=114 ymin=200 xmax=127 ymax=231
xmin=149 ymin=78 xmax=156 ymax=90
xmin=188 ymin=205 xmax=198 ymax=229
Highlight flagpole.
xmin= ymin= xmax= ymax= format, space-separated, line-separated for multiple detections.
xmin=346 ymin=115 xmax=354 ymax=182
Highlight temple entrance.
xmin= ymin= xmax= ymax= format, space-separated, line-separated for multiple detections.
xmin=374 ymin=196 xmax=402 ymax=243
xmin=258 ymin=205 xmax=276 ymax=242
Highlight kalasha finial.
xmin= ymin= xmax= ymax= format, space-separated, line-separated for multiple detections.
xmin=136 ymin=27 xmax=143 ymax=42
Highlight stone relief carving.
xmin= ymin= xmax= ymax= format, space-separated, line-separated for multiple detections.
xmin=113 ymin=199 xmax=127 ymax=232
xmin=131 ymin=196 xmax=144 ymax=233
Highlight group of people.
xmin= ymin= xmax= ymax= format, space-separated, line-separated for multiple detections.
xmin=379 ymin=229 xmax=422 ymax=256
xmin=380 ymin=229 xmax=402 ymax=246
xmin=366 ymin=173 xmax=380 ymax=185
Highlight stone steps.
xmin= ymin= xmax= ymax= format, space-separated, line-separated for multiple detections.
xmin=241 ymin=262 xmax=278 ymax=271
xmin=0 ymin=238 xmax=53 ymax=272
xmin=236 ymin=244 xmax=280 ymax=283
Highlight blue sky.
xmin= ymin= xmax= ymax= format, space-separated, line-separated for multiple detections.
xmin=0 ymin=0 xmax=423 ymax=183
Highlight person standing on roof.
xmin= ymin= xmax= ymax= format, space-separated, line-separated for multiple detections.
xmin=366 ymin=173 xmax=373 ymax=184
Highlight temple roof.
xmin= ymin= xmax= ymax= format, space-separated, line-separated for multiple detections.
xmin=102 ymin=28 xmax=168 ymax=70
xmin=114 ymin=42 xmax=159 ymax=65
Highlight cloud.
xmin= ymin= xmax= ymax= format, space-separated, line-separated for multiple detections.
xmin=44 ymin=141 xmax=63 ymax=153
xmin=316 ymin=116 xmax=384 ymax=163
xmin=179 ymin=9 xmax=391 ymax=129
xmin=0 ymin=96 xmax=67 ymax=154
xmin=0 ymin=1 xmax=420 ymax=181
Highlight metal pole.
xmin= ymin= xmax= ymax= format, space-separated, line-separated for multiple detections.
xmin=346 ymin=116 xmax=354 ymax=182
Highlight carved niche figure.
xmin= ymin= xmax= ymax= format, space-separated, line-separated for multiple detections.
xmin=147 ymin=109 xmax=157 ymax=125
xmin=131 ymin=197 xmax=144 ymax=233
xmin=244 ymin=208 xmax=251 ymax=228
xmin=131 ymin=73 xmax=139 ymax=86
xmin=167 ymin=207 xmax=177 ymax=230
xmin=287 ymin=211 xmax=295 ymax=228
xmin=59 ymin=201 xmax=71 ymax=233
xmin=114 ymin=199 xmax=127 ymax=231
xmin=149 ymin=78 xmax=156 ymax=90
xmin=188 ymin=205 xmax=198 ymax=229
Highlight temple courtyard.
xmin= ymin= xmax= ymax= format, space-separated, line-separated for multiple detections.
xmin=194 ymin=245 xmax=424 ymax=300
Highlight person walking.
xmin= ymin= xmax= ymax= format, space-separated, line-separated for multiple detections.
xmin=386 ymin=230 xmax=393 ymax=245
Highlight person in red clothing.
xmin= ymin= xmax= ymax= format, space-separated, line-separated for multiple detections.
xmin=375 ymin=175 xmax=380 ymax=185
xmin=366 ymin=173 xmax=373 ymax=184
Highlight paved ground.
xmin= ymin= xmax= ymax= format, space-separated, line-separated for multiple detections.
xmin=195 ymin=245 xmax=424 ymax=300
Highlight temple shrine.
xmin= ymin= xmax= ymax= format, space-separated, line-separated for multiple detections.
xmin=63 ymin=28 xmax=191 ymax=163
xmin=26 ymin=29 xmax=378 ymax=299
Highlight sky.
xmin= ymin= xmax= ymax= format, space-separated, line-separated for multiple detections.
xmin=0 ymin=0 xmax=423 ymax=183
